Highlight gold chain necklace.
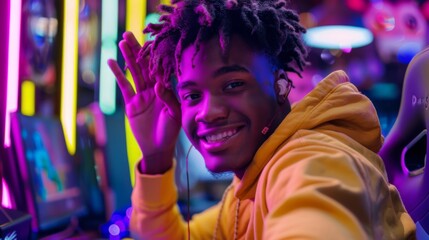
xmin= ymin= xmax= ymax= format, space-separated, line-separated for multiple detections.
xmin=212 ymin=185 xmax=240 ymax=240
xmin=233 ymin=199 xmax=241 ymax=240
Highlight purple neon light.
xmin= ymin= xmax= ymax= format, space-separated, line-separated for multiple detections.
xmin=5 ymin=0 xmax=22 ymax=147
xmin=1 ymin=179 xmax=12 ymax=209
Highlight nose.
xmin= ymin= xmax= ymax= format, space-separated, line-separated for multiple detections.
xmin=195 ymin=95 xmax=228 ymax=123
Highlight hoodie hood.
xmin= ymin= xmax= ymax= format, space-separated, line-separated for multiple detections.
xmin=235 ymin=70 xmax=384 ymax=199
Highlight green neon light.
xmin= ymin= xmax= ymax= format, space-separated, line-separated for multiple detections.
xmin=99 ymin=0 xmax=119 ymax=114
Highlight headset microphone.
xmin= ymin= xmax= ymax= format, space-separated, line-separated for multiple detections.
xmin=262 ymin=72 xmax=291 ymax=135
xmin=261 ymin=126 xmax=270 ymax=135
xmin=261 ymin=111 xmax=280 ymax=135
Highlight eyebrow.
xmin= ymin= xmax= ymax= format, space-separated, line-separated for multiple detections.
xmin=176 ymin=65 xmax=249 ymax=91
xmin=176 ymin=81 xmax=196 ymax=91
xmin=212 ymin=64 xmax=249 ymax=78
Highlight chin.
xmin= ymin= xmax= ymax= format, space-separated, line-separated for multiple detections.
xmin=204 ymin=161 xmax=225 ymax=173
xmin=203 ymin=156 xmax=230 ymax=173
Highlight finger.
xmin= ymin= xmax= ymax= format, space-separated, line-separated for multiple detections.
xmin=123 ymin=31 xmax=141 ymax=58
xmin=107 ymin=59 xmax=135 ymax=103
xmin=155 ymin=82 xmax=181 ymax=123
xmin=119 ymin=40 xmax=146 ymax=92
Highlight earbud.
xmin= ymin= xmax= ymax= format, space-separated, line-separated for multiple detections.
xmin=277 ymin=79 xmax=289 ymax=96
xmin=276 ymin=69 xmax=291 ymax=97
xmin=275 ymin=70 xmax=293 ymax=104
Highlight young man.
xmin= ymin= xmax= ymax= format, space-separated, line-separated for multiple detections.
xmin=108 ymin=0 xmax=416 ymax=239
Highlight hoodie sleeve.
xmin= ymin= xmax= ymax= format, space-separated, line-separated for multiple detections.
xmin=261 ymin=134 xmax=415 ymax=240
xmin=130 ymin=163 xmax=220 ymax=239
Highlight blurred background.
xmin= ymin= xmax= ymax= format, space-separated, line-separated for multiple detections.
xmin=0 ymin=0 xmax=428 ymax=238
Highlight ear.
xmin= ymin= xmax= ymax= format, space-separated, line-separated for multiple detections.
xmin=275 ymin=69 xmax=292 ymax=104
xmin=276 ymin=69 xmax=287 ymax=80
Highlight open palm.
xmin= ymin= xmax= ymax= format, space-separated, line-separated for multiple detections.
xmin=108 ymin=32 xmax=181 ymax=171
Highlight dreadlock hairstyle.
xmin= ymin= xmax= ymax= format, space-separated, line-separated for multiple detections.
xmin=139 ymin=0 xmax=308 ymax=88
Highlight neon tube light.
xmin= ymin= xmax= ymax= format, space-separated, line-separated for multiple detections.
xmin=21 ymin=80 xmax=36 ymax=116
xmin=99 ymin=0 xmax=119 ymax=115
xmin=304 ymin=25 xmax=373 ymax=50
xmin=125 ymin=0 xmax=146 ymax=185
xmin=2 ymin=179 xmax=12 ymax=209
xmin=126 ymin=0 xmax=146 ymax=45
xmin=61 ymin=0 xmax=79 ymax=154
xmin=5 ymin=0 xmax=22 ymax=147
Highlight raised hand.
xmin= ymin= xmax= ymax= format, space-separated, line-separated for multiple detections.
xmin=108 ymin=32 xmax=181 ymax=174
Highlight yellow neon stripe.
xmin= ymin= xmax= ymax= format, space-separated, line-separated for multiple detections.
xmin=126 ymin=0 xmax=146 ymax=45
xmin=125 ymin=0 xmax=146 ymax=185
xmin=60 ymin=0 xmax=79 ymax=154
xmin=124 ymin=117 xmax=141 ymax=185
xmin=21 ymin=80 xmax=35 ymax=116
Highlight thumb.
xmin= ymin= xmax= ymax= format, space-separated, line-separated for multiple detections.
xmin=155 ymin=82 xmax=181 ymax=122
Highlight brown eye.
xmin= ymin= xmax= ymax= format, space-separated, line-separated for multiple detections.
xmin=183 ymin=93 xmax=200 ymax=101
xmin=225 ymin=81 xmax=244 ymax=90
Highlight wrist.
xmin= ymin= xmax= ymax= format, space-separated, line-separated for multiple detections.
xmin=138 ymin=152 xmax=174 ymax=174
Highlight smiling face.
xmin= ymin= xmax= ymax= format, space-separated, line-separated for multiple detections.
xmin=177 ymin=35 xmax=287 ymax=178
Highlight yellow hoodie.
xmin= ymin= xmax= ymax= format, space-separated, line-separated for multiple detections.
xmin=130 ymin=70 xmax=416 ymax=239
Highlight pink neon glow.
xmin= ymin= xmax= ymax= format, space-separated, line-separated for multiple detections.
xmin=5 ymin=0 xmax=22 ymax=147
xmin=2 ymin=179 xmax=12 ymax=209
xmin=346 ymin=0 xmax=367 ymax=12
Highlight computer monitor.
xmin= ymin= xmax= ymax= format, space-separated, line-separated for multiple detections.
xmin=9 ymin=112 xmax=86 ymax=234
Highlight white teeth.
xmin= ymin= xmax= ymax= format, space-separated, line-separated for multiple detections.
xmin=205 ymin=129 xmax=237 ymax=143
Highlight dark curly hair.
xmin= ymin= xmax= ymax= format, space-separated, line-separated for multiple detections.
xmin=139 ymin=0 xmax=308 ymax=88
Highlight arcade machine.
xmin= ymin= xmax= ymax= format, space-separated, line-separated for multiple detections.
xmin=1 ymin=0 xmax=35 ymax=239
xmin=3 ymin=0 xmax=132 ymax=238
xmin=3 ymin=0 xmax=95 ymax=238
xmin=9 ymin=112 xmax=90 ymax=238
